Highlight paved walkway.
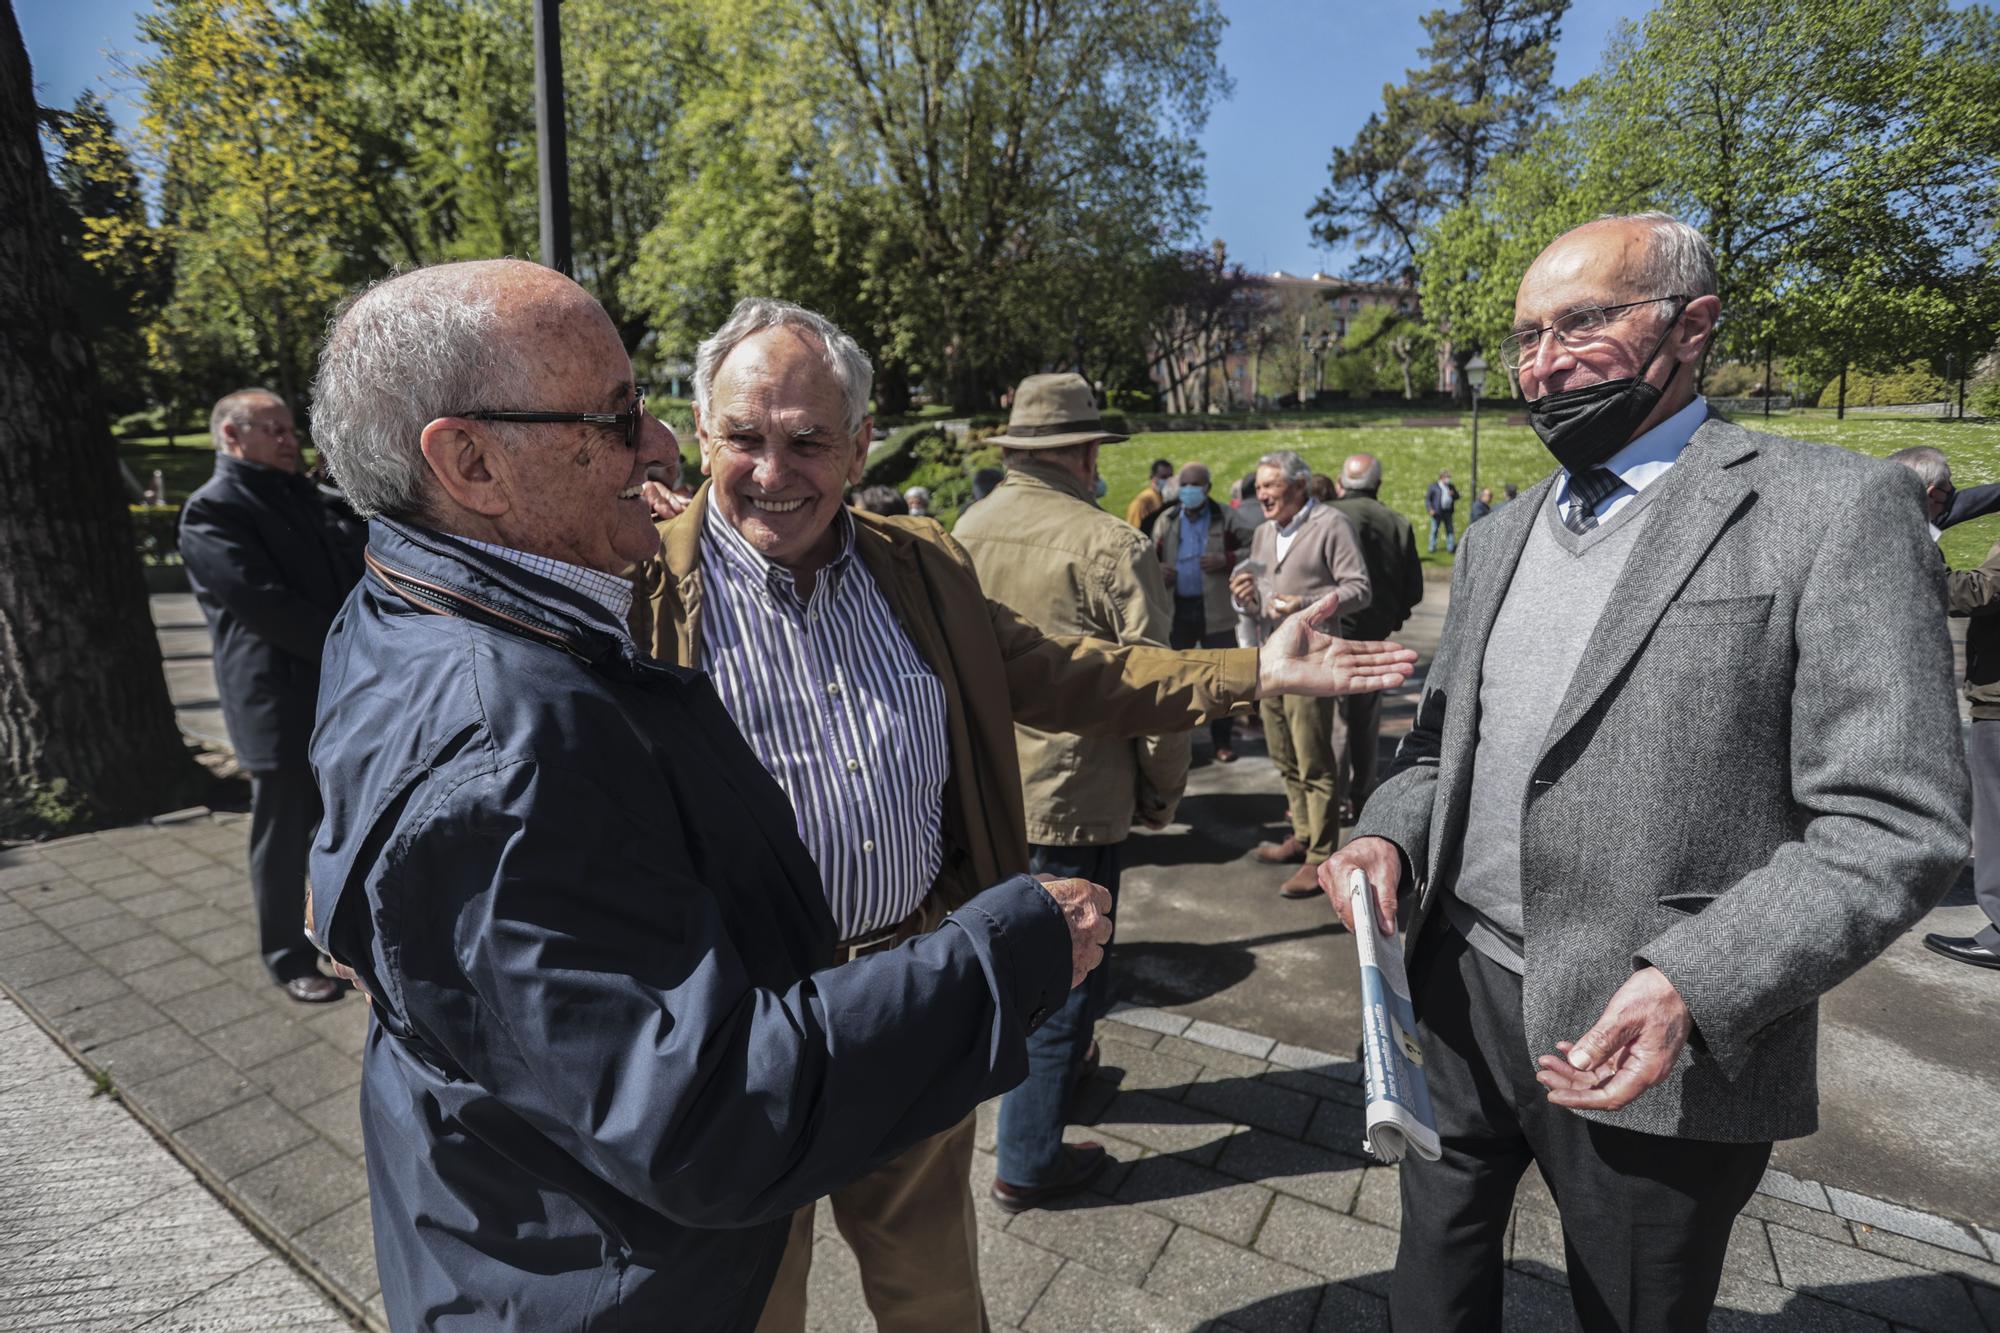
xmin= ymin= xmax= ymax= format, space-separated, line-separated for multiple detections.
xmin=0 ymin=987 xmax=354 ymax=1331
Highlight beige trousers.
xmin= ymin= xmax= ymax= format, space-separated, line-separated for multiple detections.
xmin=752 ymin=1112 xmax=988 ymax=1332
xmin=1261 ymin=693 xmax=1342 ymax=863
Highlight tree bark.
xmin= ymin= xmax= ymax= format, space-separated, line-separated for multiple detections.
xmin=0 ymin=1 xmax=206 ymax=835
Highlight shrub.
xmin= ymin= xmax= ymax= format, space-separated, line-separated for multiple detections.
xmin=129 ymin=504 xmax=182 ymax=565
xmin=1816 ymin=363 xmax=1953 ymax=408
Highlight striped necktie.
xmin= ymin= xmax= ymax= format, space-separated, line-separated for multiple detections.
xmin=1563 ymin=467 xmax=1624 ymax=535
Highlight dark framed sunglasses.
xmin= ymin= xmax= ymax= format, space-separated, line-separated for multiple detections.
xmin=459 ymin=390 xmax=648 ymax=449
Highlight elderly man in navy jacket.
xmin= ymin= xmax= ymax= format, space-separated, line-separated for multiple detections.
xmin=179 ymin=389 xmax=363 ymax=1002
xmin=304 ymin=259 xmax=1116 ymax=1331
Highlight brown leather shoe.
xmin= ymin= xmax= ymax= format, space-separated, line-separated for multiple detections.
xmin=1253 ymin=835 xmax=1307 ymax=865
xmin=283 ymin=975 xmax=341 ymax=1004
xmin=1279 ymin=864 xmax=1322 ymax=899
xmin=990 ymin=1143 xmax=1109 ymax=1214
xmin=1214 ymin=747 xmax=1236 ymax=764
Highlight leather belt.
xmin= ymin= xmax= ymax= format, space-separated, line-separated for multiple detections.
xmin=833 ymin=903 xmax=930 ymax=963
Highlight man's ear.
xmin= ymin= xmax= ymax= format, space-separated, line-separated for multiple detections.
xmin=1677 ymin=294 xmax=1722 ymax=364
xmin=846 ymin=416 xmax=874 ymax=486
xmin=420 ymin=418 xmax=510 ymax=518
xmin=693 ymin=405 xmax=718 ymax=477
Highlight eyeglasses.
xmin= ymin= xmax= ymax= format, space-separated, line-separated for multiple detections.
xmin=1498 ymin=296 xmax=1686 ymax=373
xmin=459 ymin=390 xmax=649 ymax=449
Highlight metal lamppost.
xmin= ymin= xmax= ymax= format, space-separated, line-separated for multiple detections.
xmin=532 ymin=0 xmax=572 ymax=274
xmin=1466 ymin=354 xmax=1489 ymax=498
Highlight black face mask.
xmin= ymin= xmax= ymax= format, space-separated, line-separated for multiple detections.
xmin=1524 ymin=304 xmax=1685 ymax=473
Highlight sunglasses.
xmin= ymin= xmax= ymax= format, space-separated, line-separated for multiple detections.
xmin=459 ymin=390 xmax=649 ymax=450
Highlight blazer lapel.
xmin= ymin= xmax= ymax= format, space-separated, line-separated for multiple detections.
xmin=1536 ymin=420 xmax=1758 ymax=764
xmin=1426 ymin=474 xmax=1549 ymax=890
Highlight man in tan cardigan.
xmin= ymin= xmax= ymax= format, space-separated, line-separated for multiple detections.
xmin=632 ymin=302 xmax=1413 ymax=1330
xmin=1230 ymin=449 xmax=1374 ymax=896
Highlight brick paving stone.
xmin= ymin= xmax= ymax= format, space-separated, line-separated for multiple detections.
xmin=125 ymin=886 xmax=207 ymax=920
xmin=1096 ymin=1039 xmax=1203 ymax=1098
xmin=96 ymin=932 xmax=192 ymax=978
xmin=22 ymin=836 xmax=105 ymax=864
xmin=1351 ymin=1165 xmax=1400 ymax=1232
xmin=1761 ymin=1166 xmax=1833 ymax=1212
xmin=1107 ymin=1004 xmax=1192 ymax=1038
xmin=0 ymin=899 xmax=30 ymax=931
xmin=184 ymin=922 xmax=260 ymax=966
xmin=232 ymin=1139 xmax=370 ymax=1238
xmin=0 ymin=858 xmax=64 ymax=892
xmin=1979 ymin=1227 xmax=2000 ymax=1265
xmin=1745 ymin=1192 xmax=1856 ymax=1244
xmin=293 ymin=1196 xmax=380 ymax=1307
xmin=1115 ymin=1155 xmax=1275 ymax=1246
xmin=798 ymin=1228 xmax=866 ymax=1329
xmin=1094 ymin=1090 xmax=1242 ymax=1167
xmin=178 ymin=1094 xmax=317 ymax=1181
xmin=1183 ymin=1020 xmax=1276 ymax=1061
xmin=1266 ymin=1066 xmax=1368 ymax=1109
xmin=1097 ymin=1018 xmax=1164 ymax=1050
xmin=1252 ymin=1194 xmax=1400 ymax=1291
xmin=1156 ymin=1034 xmax=1269 ymax=1079
xmin=70 ymin=856 xmax=152 ymax=886
xmin=22 ymin=965 xmax=130 ymax=1017
xmin=97 ymin=869 xmax=175 ymax=901
xmin=1021 ymin=1260 xmax=1206 ymax=1333
xmin=11 ymin=875 xmax=95 ymax=907
xmin=1143 ymin=1224 xmax=1320 ymax=1331
xmin=1502 ymin=1269 xmax=1582 ymax=1329
xmin=1006 ymin=1197 xmax=1174 ymax=1284
xmin=140 ymin=846 xmax=220 ymax=878
xmin=59 ymin=909 xmax=155 ymax=952
xmin=31 ymin=890 xmax=126 ymax=930
xmin=1508 ymin=1203 xmax=1570 ymax=1284
xmin=90 ymin=1024 xmax=214 ymax=1088
xmin=1303 ymin=1097 xmax=1368 ymax=1160
xmin=128 ymin=1055 xmax=259 ymax=1131
xmin=0 ymin=920 xmax=64 ymax=960
xmin=174 ymin=863 xmax=247 ymax=896
xmin=2 ymin=941 xmax=96 ymax=987
xmin=299 ymin=1085 xmax=366 ymax=1159
xmin=1709 ymin=1272 xmax=1894 ymax=1331
xmin=302 ymin=997 xmax=372 ymax=1053
xmin=155 ymin=904 xmax=239 ymax=942
xmin=978 ymin=1227 xmax=1064 ymax=1329
xmin=250 ymin=1041 xmax=363 ymax=1112
xmin=1308 ymin=1281 xmax=1389 ymax=1333
xmin=131 ymin=1253 xmax=357 ymax=1330
xmin=1829 ymin=1187 xmax=1989 ymax=1259
xmin=201 ymin=1008 xmax=321 ymax=1069
xmin=1726 ymin=1215 xmax=1781 ymax=1287
xmin=157 ymin=977 xmax=265 ymax=1029
xmin=59 ymin=991 xmax=171 ymax=1051
xmin=1184 ymin=1071 xmax=1316 ymax=1139
xmin=1767 ymin=1223 xmax=1984 ymax=1331
xmin=1852 ymin=1226 xmax=2000 ymax=1289
xmin=1213 ymin=1128 xmax=1367 ymax=1214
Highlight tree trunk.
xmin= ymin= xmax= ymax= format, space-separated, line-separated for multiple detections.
xmin=1837 ymin=362 xmax=1847 ymax=421
xmin=0 ymin=1 xmax=206 ymax=836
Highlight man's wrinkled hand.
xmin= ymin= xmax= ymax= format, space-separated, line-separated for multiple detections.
xmin=641 ymin=480 xmax=689 ymax=523
xmin=1256 ymin=591 xmax=1418 ymax=699
xmin=1228 ymin=567 xmax=1260 ymax=613
xmin=1318 ymin=836 xmax=1401 ymax=933
xmin=1200 ymin=552 xmax=1228 ymax=572
xmin=1037 ymin=875 xmax=1114 ymax=989
xmin=303 ymin=887 xmax=372 ymax=1004
xmin=1535 ymin=966 xmax=1690 ymax=1111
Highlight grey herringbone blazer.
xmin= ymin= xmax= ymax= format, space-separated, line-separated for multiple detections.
xmin=1353 ymin=414 xmax=1970 ymax=1142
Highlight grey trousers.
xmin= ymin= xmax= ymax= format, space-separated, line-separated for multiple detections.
xmin=1971 ymin=719 xmax=2000 ymax=947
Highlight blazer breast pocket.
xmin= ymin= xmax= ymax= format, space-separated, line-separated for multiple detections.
xmin=1657 ymin=592 xmax=1774 ymax=628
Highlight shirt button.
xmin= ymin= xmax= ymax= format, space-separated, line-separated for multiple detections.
xmin=862 ymin=839 xmax=875 ymax=853
xmin=846 ymin=759 xmax=861 ymax=773
xmin=827 ymin=682 xmax=842 ymax=696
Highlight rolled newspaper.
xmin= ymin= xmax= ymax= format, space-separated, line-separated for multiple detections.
xmin=1350 ymin=868 xmax=1441 ymax=1163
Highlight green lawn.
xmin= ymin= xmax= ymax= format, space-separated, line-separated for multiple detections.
xmin=1096 ymin=411 xmax=2000 ymax=572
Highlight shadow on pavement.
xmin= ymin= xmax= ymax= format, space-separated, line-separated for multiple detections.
xmin=1112 ymin=923 xmax=1348 ymax=1007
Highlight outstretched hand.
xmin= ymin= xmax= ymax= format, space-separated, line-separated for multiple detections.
xmin=1535 ymin=966 xmax=1690 ymax=1111
xmin=1256 ymin=591 xmax=1418 ymax=698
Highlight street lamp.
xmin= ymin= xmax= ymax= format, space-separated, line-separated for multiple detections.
xmin=1466 ymin=354 xmax=1489 ymax=498
xmin=532 ymin=0 xmax=572 ymax=274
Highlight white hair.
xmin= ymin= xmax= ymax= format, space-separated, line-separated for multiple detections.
xmin=310 ymin=266 xmax=522 ymax=519
xmin=209 ymin=388 xmax=285 ymax=450
xmin=1598 ymin=211 xmax=1718 ymax=300
xmin=1888 ymin=445 xmax=1951 ymax=490
xmin=694 ymin=297 xmax=872 ymax=437
xmin=1257 ymin=450 xmax=1312 ymax=484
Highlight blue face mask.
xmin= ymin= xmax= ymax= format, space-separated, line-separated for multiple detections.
xmin=1179 ymin=485 xmax=1206 ymax=511
xmin=1094 ymin=475 xmax=1108 ymax=499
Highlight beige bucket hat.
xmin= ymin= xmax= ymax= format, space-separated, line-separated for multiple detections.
xmin=985 ymin=373 xmax=1130 ymax=449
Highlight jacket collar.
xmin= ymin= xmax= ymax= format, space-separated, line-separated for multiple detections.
xmin=364 ymin=517 xmax=643 ymax=671
xmin=1003 ymin=457 xmax=1098 ymax=505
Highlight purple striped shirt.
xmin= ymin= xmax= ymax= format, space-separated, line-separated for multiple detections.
xmin=698 ymin=503 xmax=949 ymax=938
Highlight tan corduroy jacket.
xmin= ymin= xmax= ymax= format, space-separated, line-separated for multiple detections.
xmin=632 ymin=483 xmax=1260 ymax=910
xmin=954 ymin=461 xmax=1191 ymax=844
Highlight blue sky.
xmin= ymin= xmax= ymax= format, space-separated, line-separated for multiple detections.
xmin=22 ymin=0 xmax=1651 ymax=275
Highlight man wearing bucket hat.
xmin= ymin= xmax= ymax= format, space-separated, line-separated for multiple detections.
xmin=954 ymin=373 xmax=1193 ymax=1209
xmin=634 ymin=313 xmax=1415 ymax=1328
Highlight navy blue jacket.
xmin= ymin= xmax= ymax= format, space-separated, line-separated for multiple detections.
xmin=179 ymin=454 xmax=364 ymax=771
xmin=309 ymin=520 xmax=1071 ymax=1331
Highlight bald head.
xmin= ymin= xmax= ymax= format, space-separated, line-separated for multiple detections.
xmin=1341 ymin=453 xmax=1382 ymax=493
xmin=313 ymin=259 xmax=620 ymax=519
xmin=1178 ymin=462 xmax=1211 ymax=488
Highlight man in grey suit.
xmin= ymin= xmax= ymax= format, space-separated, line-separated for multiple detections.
xmin=1321 ymin=212 xmax=1970 ymax=1331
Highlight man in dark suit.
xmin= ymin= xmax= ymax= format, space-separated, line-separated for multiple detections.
xmin=1329 ymin=452 xmax=1423 ymax=815
xmin=1322 ymin=213 xmax=1969 ymax=1330
xmin=179 ymin=389 xmax=363 ymax=1002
